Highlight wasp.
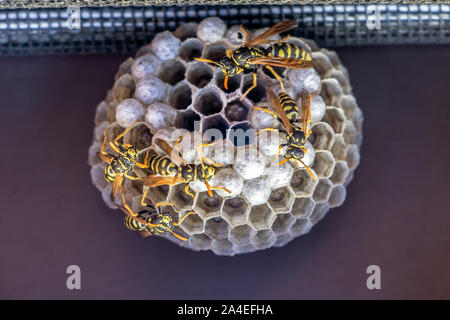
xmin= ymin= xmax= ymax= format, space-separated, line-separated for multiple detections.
xmin=140 ymin=138 xmax=230 ymax=203
xmin=255 ymin=89 xmax=317 ymax=180
xmin=195 ymin=20 xmax=315 ymax=101
xmin=120 ymin=202 xmax=195 ymax=241
xmin=97 ymin=121 xmax=183 ymax=213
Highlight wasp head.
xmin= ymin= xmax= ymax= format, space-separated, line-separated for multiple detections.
xmin=122 ymin=144 xmax=139 ymax=162
xmin=285 ymin=146 xmax=305 ymax=161
xmin=201 ymin=165 xmax=216 ymax=181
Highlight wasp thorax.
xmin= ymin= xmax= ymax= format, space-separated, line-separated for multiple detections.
xmin=201 ymin=165 xmax=216 ymax=181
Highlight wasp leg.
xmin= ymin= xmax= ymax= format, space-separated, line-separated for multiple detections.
xmin=240 ymin=72 xmax=258 ymax=101
xmin=271 ymin=144 xmax=286 ymax=163
xmin=265 ymin=65 xmax=285 ymax=93
xmin=173 ymin=135 xmax=185 ymax=153
xmin=155 ymin=202 xmax=175 ymax=207
xmin=140 ymin=185 xmax=151 ymax=207
xmin=226 ymin=49 xmax=233 ymax=59
xmin=119 ymin=186 xmax=138 ymax=217
xmin=196 ymin=141 xmax=224 ymax=167
xmin=167 ymin=229 xmax=188 ymax=241
xmin=239 ymin=25 xmax=251 ymax=43
xmin=173 ymin=211 xmax=197 ymax=226
xmin=98 ymin=129 xmax=114 ymax=163
xmin=256 ymin=127 xmax=279 ymax=136
xmin=184 ymin=184 xmax=195 ymax=201
xmin=210 ymin=185 xmax=231 ymax=194
xmin=113 ymin=120 xmax=140 ymax=146
xmin=253 ymin=107 xmax=279 ymax=120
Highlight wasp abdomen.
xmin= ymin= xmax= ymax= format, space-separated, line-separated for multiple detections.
xmin=267 ymin=42 xmax=311 ymax=61
xmin=124 ymin=216 xmax=147 ymax=231
xmin=278 ymin=92 xmax=299 ymax=122
xmin=148 ymin=155 xmax=178 ymax=176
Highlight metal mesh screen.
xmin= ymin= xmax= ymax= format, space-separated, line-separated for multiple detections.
xmin=1 ymin=4 xmax=449 ymax=55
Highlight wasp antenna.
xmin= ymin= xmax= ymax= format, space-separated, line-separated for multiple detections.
xmin=195 ymin=57 xmax=220 ymax=66
xmin=298 ymin=159 xmax=317 ymax=180
xmin=168 ymin=229 xmax=188 ymax=241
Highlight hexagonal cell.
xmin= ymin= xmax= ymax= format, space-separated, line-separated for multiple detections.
xmin=242 ymin=76 xmax=266 ymax=103
xmin=168 ymin=183 xmax=194 ymax=211
xmin=329 ymin=161 xmax=349 ymax=186
xmin=194 ymin=191 xmax=224 ymax=220
xmin=180 ymin=38 xmax=204 ymax=61
xmin=204 ymin=218 xmax=230 ymax=240
xmin=202 ymin=115 xmax=229 ymax=141
xmin=174 ymin=23 xmax=198 ymax=41
xmin=268 ymin=187 xmax=295 ymax=214
xmin=242 ymin=177 xmax=271 ymax=206
xmin=248 ymin=204 xmax=276 ymax=231
xmin=112 ymin=74 xmax=135 ymax=102
xmin=330 ymin=69 xmax=351 ymax=93
xmin=291 ymin=197 xmax=315 ymax=219
xmin=225 ymin=100 xmax=249 ymax=123
xmin=343 ymin=121 xmax=357 ymax=145
xmin=345 ymin=144 xmax=360 ymax=170
xmin=189 ymin=233 xmax=212 ymax=251
xmin=266 ymin=162 xmax=294 ymax=189
xmin=229 ymin=122 xmax=255 ymax=147
xmin=273 ymin=233 xmax=294 ymax=248
xmin=253 ymin=229 xmax=276 ymax=249
xmin=271 ymin=213 xmax=296 ymax=235
xmin=123 ymin=122 xmax=153 ymax=151
xmin=290 ymin=218 xmax=312 ymax=237
xmin=329 ymin=185 xmax=347 ymax=208
xmin=320 ymin=78 xmax=343 ymax=106
xmin=157 ymin=60 xmax=186 ymax=85
xmin=179 ymin=212 xmax=204 ymax=235
xmin=339 ymin=94 xmax=358 ymax=121
xmin=311 ymin=51 xmax=333 ymax=76
xmin=312 ymin=179 xmax=333 ymax=203
xmin=322 ymin=107 xmax=346 ymax=135
xmin=222 ymin=197 xmax=250 ymax=226
xmin=168 ymin=82 xmax=192 ymax=110
xmin=142 ymin=185 xmax=171 ymax=207
xmin=230 ymin=225 xmax=255 ymax=245
xmin=216 ymin=71 xmax=241 ymax=93
xmin=211 ymin=239 xmax=235 ymax=256
xmin=310 ymin=203 xmax=329 ymax=225
xmin=290 ymin=168 xmax=318 ymax=197
xmin=194 ymin=88 xmax=223 ymax=116
xmin=187 ymin=62 xmax=213 ymax=88
xmin=202 ymin=42 xmax=227 ymax=61
xmin=175 ymin=110 xmax=201 ymax=131
xmin=309 ymin=122 xmax=335 ymax=151
xmin=331 ymin=134 xmax=347 ymax=161
xmin=311 ymin=151 xmax=335 ymax=179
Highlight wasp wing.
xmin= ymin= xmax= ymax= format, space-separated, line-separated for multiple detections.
xmin=111 ymin=174 xmax=124 ymax=199
xmin=250 ymin=57 xmax=315 ymax=69
xmin=154 ymin=138 xmax=186 ymax=166
xmin=267 ymin=89 xmax=293 ymax=135
xmin=142 ymin=175 xmax=186 ymax=187
xmin=246 ymin=20 xmax=298 ymax=46
xmin=300 ymin=90 xmax=312 ymax=135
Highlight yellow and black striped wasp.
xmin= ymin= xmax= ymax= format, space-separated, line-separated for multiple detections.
xmin=195 ymin=20 xmax=315 ymax=100
xmin=255 ymin=89 xmax=317 ymax=180
xmin=120 ymin=202 xmax=195 ymax=241
xmin=97 ymin=121 xmax=184 ymax=213
xmin=140 ymin=138 xmax=230 ymax=204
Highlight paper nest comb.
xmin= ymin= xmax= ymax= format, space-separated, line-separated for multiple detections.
xmin=88 ymin=17 xmax=363 ymax=256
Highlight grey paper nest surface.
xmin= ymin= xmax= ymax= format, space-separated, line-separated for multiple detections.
xmin=88 ymin=17 xmax=363 ymax=255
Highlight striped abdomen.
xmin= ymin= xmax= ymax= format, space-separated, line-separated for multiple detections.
xmin=278 ymin=92 xmax=299 ymax=123
xmin=104 ymin=156 xmax=132 ymax=182
xmin=124 ymin=216 xmax=147 ymax=231
xmin=148 ymin=155 xmax=178 ymax=176
xmin=267 ymin=42 xmax=311 ymax=61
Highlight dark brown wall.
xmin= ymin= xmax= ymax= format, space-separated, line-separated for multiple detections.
xmin=0 ymin=45 xmax=449 ymax=299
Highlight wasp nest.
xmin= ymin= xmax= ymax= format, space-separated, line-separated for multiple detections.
xmin=88 ymin=18 xmax=363 ymax=256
